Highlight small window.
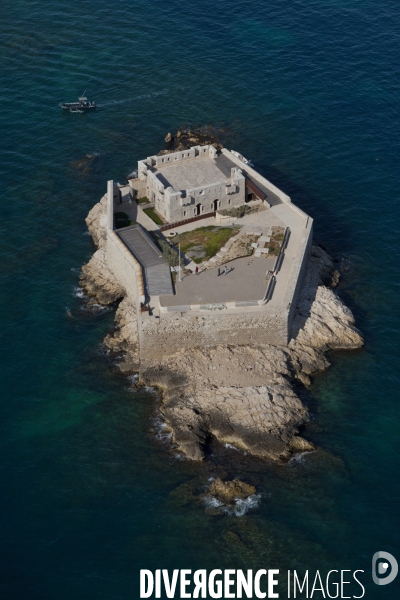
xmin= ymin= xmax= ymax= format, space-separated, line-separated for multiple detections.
xmin=228 ymin=199 xmax=231 ymax=205
xmin=183 ymin=211 xmax=187 ymax=217
xmin=187 ymin=153 xmax=190 ymax=157
xmin=174 ymin=156 xmax=177 ymax=160
xmin=162 ymin=158 xmax=165 ymax=163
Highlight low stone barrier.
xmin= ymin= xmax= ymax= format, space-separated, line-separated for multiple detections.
xmin=160 ymin=211 xmax=216 ymax=232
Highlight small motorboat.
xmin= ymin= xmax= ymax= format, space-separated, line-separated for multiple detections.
xmin=60 ymin=92 xmax=96 ymax=112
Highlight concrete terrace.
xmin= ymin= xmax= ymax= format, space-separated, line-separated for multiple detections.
xmin=159 ymin=201 xmax=308 ymax=310
xmin=160 ymin=255 xmax=276 ymax=306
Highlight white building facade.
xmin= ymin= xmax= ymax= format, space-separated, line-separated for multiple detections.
xmin=136 ymin=145 xmax=247 ymax=223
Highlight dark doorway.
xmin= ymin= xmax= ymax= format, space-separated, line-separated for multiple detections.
xmin=196 ymin=203 xmax=201 ymax=216
xmin=213 ymin=199 xmax=219 ymax=211
xmin=246 ymin=192 xmax=255 ymax=202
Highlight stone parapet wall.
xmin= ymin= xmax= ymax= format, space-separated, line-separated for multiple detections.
xmin=140 ymin=311 xmax=288 ymax=363
xmin=221 ymin=148 xmax=307 ymax=215
xmin=284 ymin=220 xmax=313 ymax=337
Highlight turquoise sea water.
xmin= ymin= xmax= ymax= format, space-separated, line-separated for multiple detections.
xmin=1 ymin=0 xmax=400 ymax=597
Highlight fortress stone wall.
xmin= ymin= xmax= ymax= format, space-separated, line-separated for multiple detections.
xmin=102 ymin=142 xmax=314 ymax=364
xmin=139 ymin=309 xmax=288 ymax=364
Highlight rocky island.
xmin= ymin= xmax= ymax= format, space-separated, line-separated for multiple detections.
xmin=81 ymin=133 xmax=363 ymax=463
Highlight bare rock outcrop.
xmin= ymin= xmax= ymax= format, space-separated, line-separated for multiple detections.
xmin=85 ymin=194 xmax=108 ymax=248
xmin=209 ymin=478 xmax=256 ymax=503
xmin=158 ymin=127 xmax=224 ymax=155
xmin=80 ymin=196 xmax=125 ymax=305
xmin=142 ymin=344 xmax=312 ymax=460
xmin=80 ymin=248 xmax=124 ymax=305
xmin=104 ymin=296 xmax=140 ymax=371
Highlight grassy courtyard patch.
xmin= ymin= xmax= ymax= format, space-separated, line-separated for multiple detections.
xmin=143 ymin=207 xmax=164 ymax=225
xmin=266 ymin=226 xmax=285 ymax=256
xmin=174 ymin=226 xmax=239 ymax=264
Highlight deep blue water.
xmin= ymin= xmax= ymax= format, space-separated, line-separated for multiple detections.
xmin=1 ymin=0 xmax=400 ymax=597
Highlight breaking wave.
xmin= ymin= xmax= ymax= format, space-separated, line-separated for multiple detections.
xmin=73 ymin=286 xmax=85 ymax=299
xmin=289 ymin=451 xmax=312 ymax=465
xmin=150 ymin=410 xmax=172 ymax=444
xmin=204 ymin=493 xmax=261 ymax=517
xmin=224 ymin=442 xmax=247 ymax=455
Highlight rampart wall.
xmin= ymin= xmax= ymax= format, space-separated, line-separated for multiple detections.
xmin=103 ymin=160 xmax=313 ymax=365
xmin=140 ymin=309 xmax=288 ymax=363
xmin=105 ymin=179 xmax=145 ymax=302
xmin=106 ymin=230 xmax=145 ymax=303
xmin=286 ymin=221 xmax=314 ymax=338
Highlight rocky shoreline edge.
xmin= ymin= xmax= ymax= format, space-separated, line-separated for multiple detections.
xmin=80 ymin=194 xmax=363 ymax=464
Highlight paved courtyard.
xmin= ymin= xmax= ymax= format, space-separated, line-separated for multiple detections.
xmin=159 ymin=255 xmax=276 ymax=305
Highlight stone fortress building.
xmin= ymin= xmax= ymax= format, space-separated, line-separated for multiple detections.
xmin=98 ymin=146 xmax=313 ymax=364
xmin=137 ymin=145 xmax=246 ymax=222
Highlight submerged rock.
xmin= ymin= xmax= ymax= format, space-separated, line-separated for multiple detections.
xmin=209 ymin=478 xmax=256 ymax=503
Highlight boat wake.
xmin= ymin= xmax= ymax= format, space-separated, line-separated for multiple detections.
xmin=97 ymin=87 xmax=181 ymax=108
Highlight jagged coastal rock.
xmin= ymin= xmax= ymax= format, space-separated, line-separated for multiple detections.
xmin=209 ymin=478 xmax=257 ymax=504
xmin=81 ymin=186 xmax=363 ymax=463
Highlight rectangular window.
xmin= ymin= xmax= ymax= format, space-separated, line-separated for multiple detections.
xmin=228 ymin=199 xmax=231 ymax=205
